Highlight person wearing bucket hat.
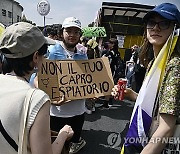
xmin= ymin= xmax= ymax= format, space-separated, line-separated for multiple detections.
xmin=112 ymin=3 xmax=180 ymax=154
xmin=43 ymin=17 xmax=87 ymax=154
xmin=0 ymin=22 xmax=74 ymax=154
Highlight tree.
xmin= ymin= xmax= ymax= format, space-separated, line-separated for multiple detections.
xmin=88 ymin=22 xmax=94 ymax=27
xmin=21 ymin=14 xmax=36 ymax=25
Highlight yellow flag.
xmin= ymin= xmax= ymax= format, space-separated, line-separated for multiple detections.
xmin=0 ymin=23 xmax=5 ymax=38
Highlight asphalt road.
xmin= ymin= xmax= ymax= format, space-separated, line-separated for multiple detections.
xmin=78 ymin=99 xmax=135 ymax=154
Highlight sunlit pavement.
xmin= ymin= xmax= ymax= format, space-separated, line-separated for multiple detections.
xmin=79 ymin=99 xmax=135 ymax=154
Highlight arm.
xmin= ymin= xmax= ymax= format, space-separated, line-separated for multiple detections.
xmin=141 ymin=114 xmax=176 ymax=154
xmin=52 ymin=125 xmax=73 ymax=152
xmin=142 ymin=57 xmax=180 ymax=153
xmin=124 ymin=88 xmax=138 ymax=102
xmin=29 ymin=101 xmax=53 ymax=154
xmin=29 ymin=101 xmax=73 ymax=154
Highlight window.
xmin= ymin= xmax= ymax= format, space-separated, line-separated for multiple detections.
xmin=17 ymin=15 xmax=21 ymax=22
xmin=8 ymin=11 xmax=12 ymax=18
xmin=2 ymin=9 xmax=6 ymax=16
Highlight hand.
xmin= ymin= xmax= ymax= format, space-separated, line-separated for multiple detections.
xmin=111 ymin=85 xmax=119 ymax=97
xmin=111 ymin=85 xmax=137 ymax=102
xmin=51 ymin=95 xmax=71 ymax=106
xmin=59 ymin=125 xmax=74 ymax=141
xmin=124 ymin=88 xmax=138 ymax=102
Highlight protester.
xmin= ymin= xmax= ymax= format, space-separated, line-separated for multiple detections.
xmin=86 ymin=38 xmax=100 ymax=59
xmin=101 ymin=42 xmax=109 ymax=57
xmin=0 ymin=22 xmax=74 ymax=154
xmin=107 ymin=38 xmax=120 ymax=77
xmin=99 ymin=38 xmax=124 ymax=109
xmin=112 ymin=3 xmax=180 ymax=154
xmin=125 ymin=45 xmax=138 ymax=89
xmin=83 ymin=38 xmax=101 ymax=114
xmin=80 ymin=36 xmax=89 ymax=47
xmin=46 ymin=26 xmax=59 ymax=40
xmin=48 ymin=17 xmax=87 ymax=154
xmin=131 ymin=45 xmax=147 ymax=92
xmin=126 ymin=45 xmax=147 ymax=92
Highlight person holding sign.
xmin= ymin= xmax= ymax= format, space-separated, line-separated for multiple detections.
xmin=87 ymin=38 xmax=100 ymax=59
xmin=112 ymin=3 xmax=180 ymax=154
xmin=48 ymin=17 xmax=87 ymax=154
xmin=0 ymin=22 xmax=74 ymax=154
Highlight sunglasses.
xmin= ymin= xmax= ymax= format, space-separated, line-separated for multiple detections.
xmin=146 ymin=20 xmax=173 ymax=30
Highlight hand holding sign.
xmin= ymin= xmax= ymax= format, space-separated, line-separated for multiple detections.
xmin=51 ymin=95 xmax=71 ymax=106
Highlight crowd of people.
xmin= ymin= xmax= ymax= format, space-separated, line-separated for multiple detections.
xmin=0 ymin=2 xmax=179 ymax=154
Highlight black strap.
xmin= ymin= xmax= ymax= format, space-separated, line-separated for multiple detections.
xmin=0 ymin=120 xmax=18 ymax=152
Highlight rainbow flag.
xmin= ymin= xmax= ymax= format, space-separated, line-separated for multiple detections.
xmin=121 ymin=29 xmax=179 ymax=154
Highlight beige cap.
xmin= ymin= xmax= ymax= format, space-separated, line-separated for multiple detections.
xmin=0 ymin=22 xmax=55 ymax=58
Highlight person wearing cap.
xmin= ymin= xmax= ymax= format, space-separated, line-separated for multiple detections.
xmin=112 ymin=3 xmax=180 ymax=154
xmin=47 ymin=17 xmax=87 ymax=154
xmin=0 ymin=22 xmax=74 ymax=154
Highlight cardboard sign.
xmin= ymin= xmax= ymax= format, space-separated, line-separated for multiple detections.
xmin=38 ymin=57 xmax=114 ymax=101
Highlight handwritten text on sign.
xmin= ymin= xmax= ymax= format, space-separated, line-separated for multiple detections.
xmin=38 ymin=57 xmax=114 ymax=100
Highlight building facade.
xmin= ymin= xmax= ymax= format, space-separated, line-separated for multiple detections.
xmin=0 ymin=0 xmax=23 ymax=27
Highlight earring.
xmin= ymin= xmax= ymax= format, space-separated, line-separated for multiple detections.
xmin=33 ymin=66 xmax=38 ymax=73
xmin=33 ymin=64 xmax=38 ymax=73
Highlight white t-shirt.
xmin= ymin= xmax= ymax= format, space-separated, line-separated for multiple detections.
xmin=48 ymin=41 xmax=87 ymax=117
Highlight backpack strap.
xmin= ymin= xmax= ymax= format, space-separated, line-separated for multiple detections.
xmin=18 ymin=88 xmax=36 ymax=154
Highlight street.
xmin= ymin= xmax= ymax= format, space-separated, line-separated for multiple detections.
xmin=79 ymin=99 xmax=134 ymax=154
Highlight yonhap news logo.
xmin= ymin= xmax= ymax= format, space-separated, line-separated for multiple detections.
xmin=124 ymin=137 xmax=180 ymax=144
xmin=107 ymin=133 xmax=121 ymax=148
